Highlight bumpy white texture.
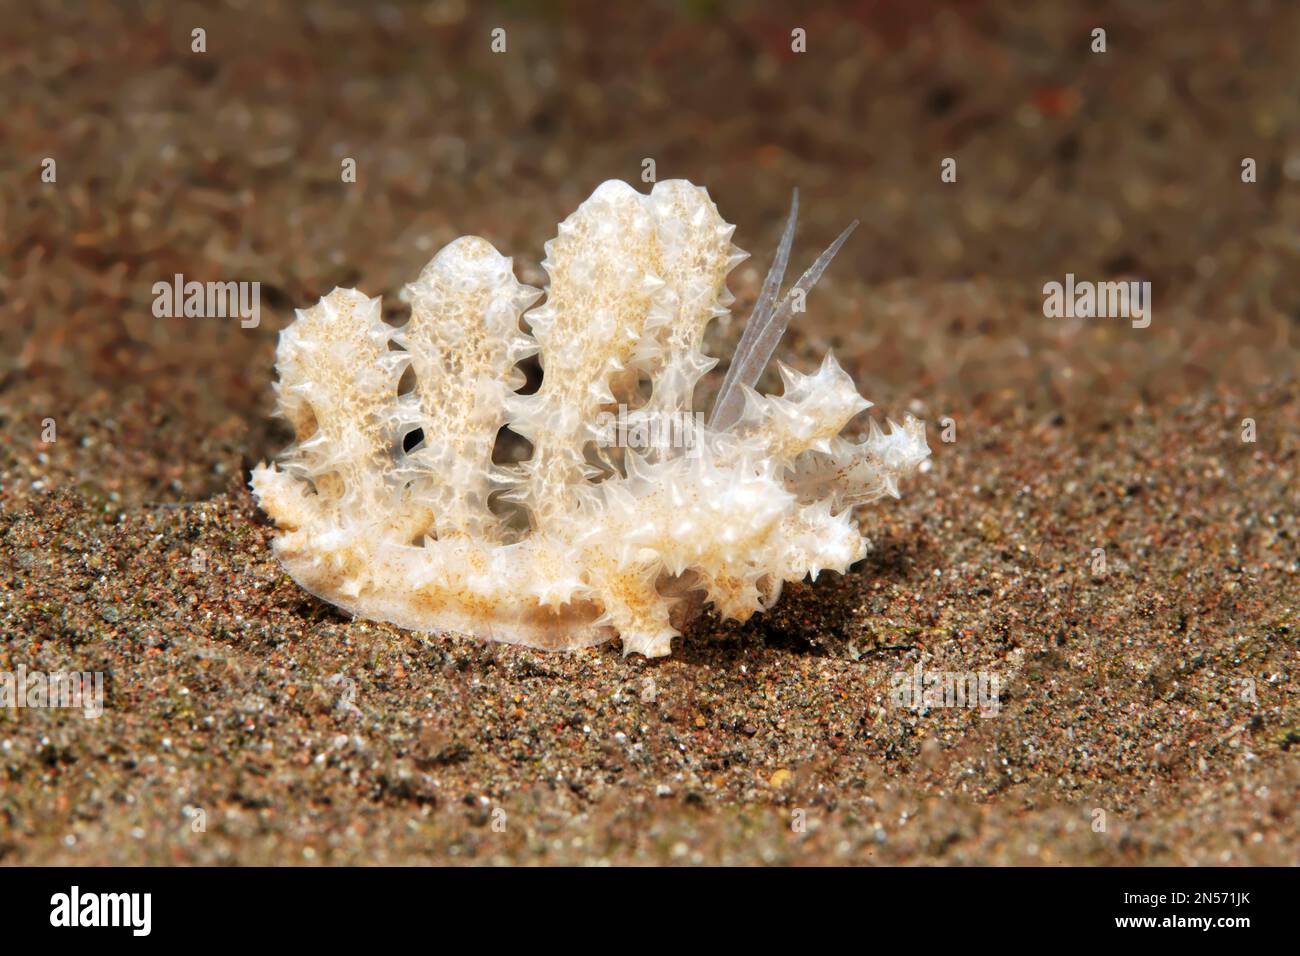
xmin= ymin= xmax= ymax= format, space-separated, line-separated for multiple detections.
xmin=251 ymin=180 xmax=930 ymax=657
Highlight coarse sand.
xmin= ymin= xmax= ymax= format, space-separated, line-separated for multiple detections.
xmin=1 ymin=1 xmax=1295 ymax=864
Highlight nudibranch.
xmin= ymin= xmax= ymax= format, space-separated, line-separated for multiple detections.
xmin=252 ymin=180 xmax=929 ymax=657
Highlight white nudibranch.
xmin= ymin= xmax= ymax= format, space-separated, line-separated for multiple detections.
xmin=251 ymin=180 xmax=930 ymax=657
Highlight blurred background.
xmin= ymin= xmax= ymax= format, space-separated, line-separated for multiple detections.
xmin=2 ymin=0 xmax=1296 ymax=505
xmin=1 ymin=0 xmax=1296 ymax=867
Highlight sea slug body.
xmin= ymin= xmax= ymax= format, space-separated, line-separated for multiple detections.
xmin=252 ymin=179 xmax=930 ymax=657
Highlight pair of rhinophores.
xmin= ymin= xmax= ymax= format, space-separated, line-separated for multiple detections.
xmin=251 ymin=180 xmax=931 ymax=657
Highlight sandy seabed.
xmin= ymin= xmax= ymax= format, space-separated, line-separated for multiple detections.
xmin=1 ymin=1 xmax=1295 ymax=864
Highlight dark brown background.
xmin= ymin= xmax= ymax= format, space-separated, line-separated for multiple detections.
xmin=0 ymin=1 xmax=1295 ymax=864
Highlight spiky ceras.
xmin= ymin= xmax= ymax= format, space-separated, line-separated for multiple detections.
xmin=251 ymin=179 xmax=930 ymax=657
